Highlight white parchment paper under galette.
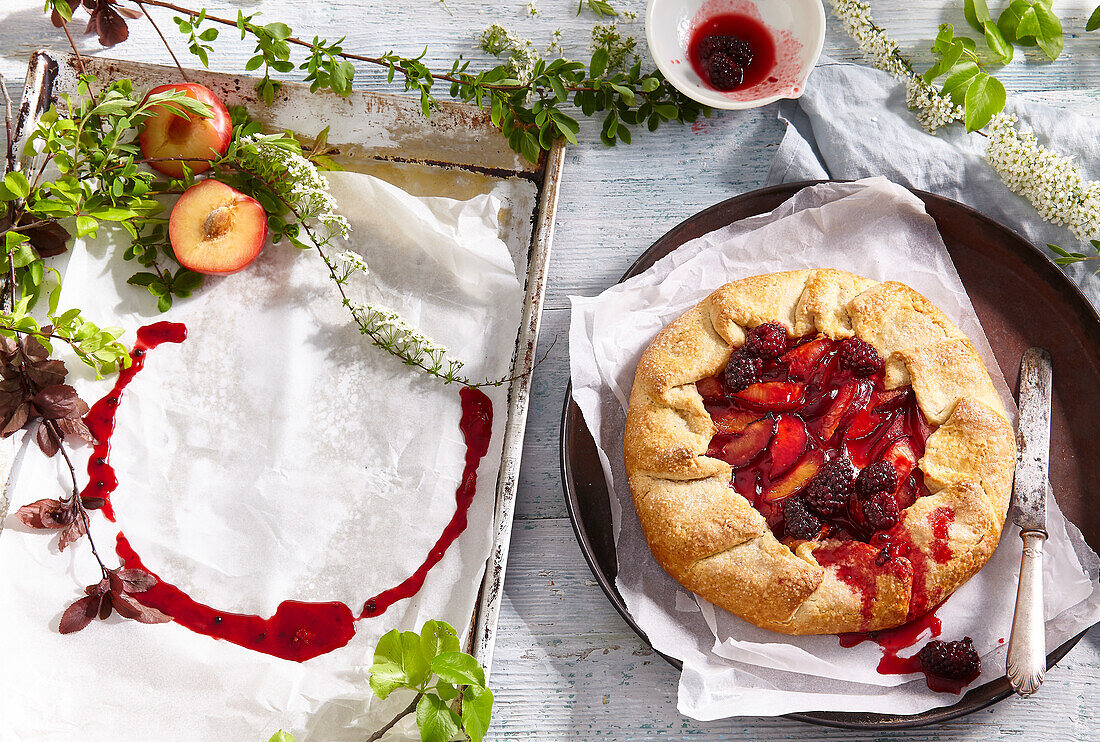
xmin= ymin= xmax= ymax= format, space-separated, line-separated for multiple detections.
xmin=0 ymin=171 xmax=524 ymax=741
xmin=568 ymin=177 xmax=1100 ymax=719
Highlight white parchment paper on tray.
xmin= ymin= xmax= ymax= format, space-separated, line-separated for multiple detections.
xmin=0 ymin=171 xmax=522 ymax=741
xmin=568 ymin=177 xmax=1100 ymax=719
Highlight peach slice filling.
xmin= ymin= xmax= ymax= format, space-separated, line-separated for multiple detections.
xmin=697 ymin=332 xmax=937 ymax=544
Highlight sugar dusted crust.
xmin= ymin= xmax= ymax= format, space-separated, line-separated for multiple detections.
xmin=623 ymin=269 xmax=1016 ymax=634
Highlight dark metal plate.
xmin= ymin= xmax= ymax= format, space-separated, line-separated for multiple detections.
xmin=560 ymin=181 xmax=1100 ymax=729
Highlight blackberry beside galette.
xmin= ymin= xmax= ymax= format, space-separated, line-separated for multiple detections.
xmin=623 ymin=269 xmax=1015 ymax=634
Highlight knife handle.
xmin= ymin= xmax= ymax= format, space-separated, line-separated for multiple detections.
xmin=1006 ymin=529 xmax=1047 ymax=697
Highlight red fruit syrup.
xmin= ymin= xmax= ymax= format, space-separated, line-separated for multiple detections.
xmin=688 ymin=13 xmax=777 ymax=92
xmin=84 ymin=322 xmax=494 ymax=662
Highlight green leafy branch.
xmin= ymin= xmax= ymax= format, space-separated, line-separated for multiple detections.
xmin=367 ymin=620 xmax=494 ymax=742
xmin=0 ymin=78 xmax=211 ymax=374
xmin=76 ymin=0 xmax=708 ymax=164
xmin=922 ymin=2 xmax=1064 ymax=132
xmin=1047 ymin=241 xmax=1100 ymax=271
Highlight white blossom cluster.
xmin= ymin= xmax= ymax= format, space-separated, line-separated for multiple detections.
xmin=829 ymin=0 xmax=910 ymax=77
xmin=830 ymin=0 xmax=964 ymax=132
xmin=336 ymin=250 xmax=370 ymax=279
xmin=239 ymin=134 xmax=351 ymax=244
xmin=905 ymin=76 xmax=965 ymax=133
xmin=348 ymin=302 xmax=461 ymax=374
xmin=478 ymin=24 xmax=540 ymax=85
xmin=985 ymin=114 xmax=1100 ymax=240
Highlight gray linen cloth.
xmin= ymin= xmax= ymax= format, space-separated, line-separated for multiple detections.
xmin=766 ymin=57 xmax=1100 ymax=308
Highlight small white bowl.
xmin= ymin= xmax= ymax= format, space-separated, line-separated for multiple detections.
xmin=645 ymin=0 xmax=825 ymax=110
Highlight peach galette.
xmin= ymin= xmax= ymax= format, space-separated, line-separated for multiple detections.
xmin=623 ymin=269 xmax=1015 ymax=634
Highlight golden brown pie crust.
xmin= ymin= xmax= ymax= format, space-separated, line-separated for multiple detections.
xmin=623 ymin=269 xmax=1016 ymax=634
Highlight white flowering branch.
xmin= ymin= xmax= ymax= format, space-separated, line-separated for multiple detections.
xmin=220 ymin=135 xmax=501 ymax=385
xmin=829 ymin=0 xmax=1100 ymax=264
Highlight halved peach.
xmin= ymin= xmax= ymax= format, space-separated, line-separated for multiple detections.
xmin=769 ymin=414 xmax=808 ymax=478
xmin=719 ymin=417 xmax=776 ymax=468
xmin=140 ymin=83 xmax=232 ymax=178
xmin=169 ymin=179 xmax=267 ymax=275
xmin=762 ymin=449 xmax=824 ymax=502
xmin=732 ymin=381 xmax=805 ymax=411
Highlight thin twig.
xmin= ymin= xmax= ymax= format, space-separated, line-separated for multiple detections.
xmin=140 ymin=4 xmax=190 ymax=82
xmin=58 ymin=20 xmax=88 ymax=76
xmin=0 ymin=72 xmax=15 ymax=175
xmin=129 ymin=0 xmax=600 ymax=94
xmin=2 ymin=219 xmax=54 ymax=234
xmin=47 ymin=421 xmax=110 ymax=579
xmin=365 ymin=694 xmax=421 ymax=742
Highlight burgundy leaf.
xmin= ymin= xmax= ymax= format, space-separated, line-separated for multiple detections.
xmin=35 ymin=422 xmax=60 ymax=457
xmin=23 ymin=221 xmax=70 ymax=259
xmin=20 ymin=336 xmax=49 ymax=363
xmin=84 ymin=578 xmax=110 ymax=597
xmin=117 ymin=6 xmax=141 ymax=20
xmin=116 ymin=568 xmax=157 ymax=594
xmin=1 ymin=402 xmax=30 ymax=436
xmin=15 ymin=498 xmax=72 ymax=529
xmin=25 ymin=359 xmax=69 ymax=389
xmin=59 ymin=595 xmax=98 ymax=634
xmin=85 ymin=2 xmax=129 ymax=47
xmin=97 ymin=591 xmax=114 ymax=620
xmin=112 ymin=591 xmax=171 ymax=624
xmin=32 ymin=384 xmax=85 ymax=420
xmin=57 ymin=516 xmax=87 ymax=551
xmin=55 ymin=416 xmax=95 ymax=444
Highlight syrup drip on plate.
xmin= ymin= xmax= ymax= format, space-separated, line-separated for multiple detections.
xmin=86 ymin=323 xmax=494 ymax=662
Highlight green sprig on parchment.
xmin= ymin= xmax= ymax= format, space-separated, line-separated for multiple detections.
xmin=265 ymin=620 xmax=494 ymax=742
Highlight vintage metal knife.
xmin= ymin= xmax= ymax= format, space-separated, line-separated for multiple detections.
xmin=1006 ymin=347 xmax=1053 ymax=697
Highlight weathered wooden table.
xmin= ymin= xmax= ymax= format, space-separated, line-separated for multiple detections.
xmin=1 ymin=1 xmax=1097 ymax=739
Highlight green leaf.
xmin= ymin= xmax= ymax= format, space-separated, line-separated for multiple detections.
xmin=415 ymin=694 xmax=462 ymax=742
xmin=963 ymin=72 xmax=1006 ymax=132
xmin=75 ymin=215 xmax=99 ymax=238
xmin=3 ymin=171 xmax=30 ymax=200
xmin=983 ymin=21 xmax=1013 ymax=64
xmin=1088 ymin=6 xmax=1100 ymax=32
xmin=263 ymin=22 xmax=293 ymax=41
xmin=922 ymin=41 xmax=964 ymax=83
xmin=127 ymin=272 xmax=159 ymax=287
xmin=640 ymin=77 xmax=660 ymax=93
xmin=590 ymin=47 xmax=608 ymax=78
xmin=431 ymin=652 xmax=486 ymax=688
xmin=1032 ymin=2 xmax=1063 ymax=60
xmin=461 ymin=684 xmax=494 ymax=742
xmin=420 ymin=620 xmax=460 ymax=662
xmin=965 ymin=0 xmax=992 ymax=32
xmin=1016 ymin=4 xmax=1042 ymax=40
xmin=369 ymin=630 xmax=408 ymax=699
xmin=941 ymin=60 xmax=982 ymax=105
xmin=267 ymin=733 xmax=296 ymax=742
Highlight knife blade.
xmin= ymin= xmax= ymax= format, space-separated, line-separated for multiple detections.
xmin=1006 ymin=346 xmax=1053 ymax=698
xmin=1010 ymin=347 xmax=1052 ymax=533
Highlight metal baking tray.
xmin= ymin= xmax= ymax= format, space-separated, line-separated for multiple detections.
xmin=5 ymin=48 xmax=565 ymax=672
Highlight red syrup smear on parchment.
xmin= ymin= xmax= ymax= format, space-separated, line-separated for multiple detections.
xmin=83 ymin=322 xmax=494 ymax=662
